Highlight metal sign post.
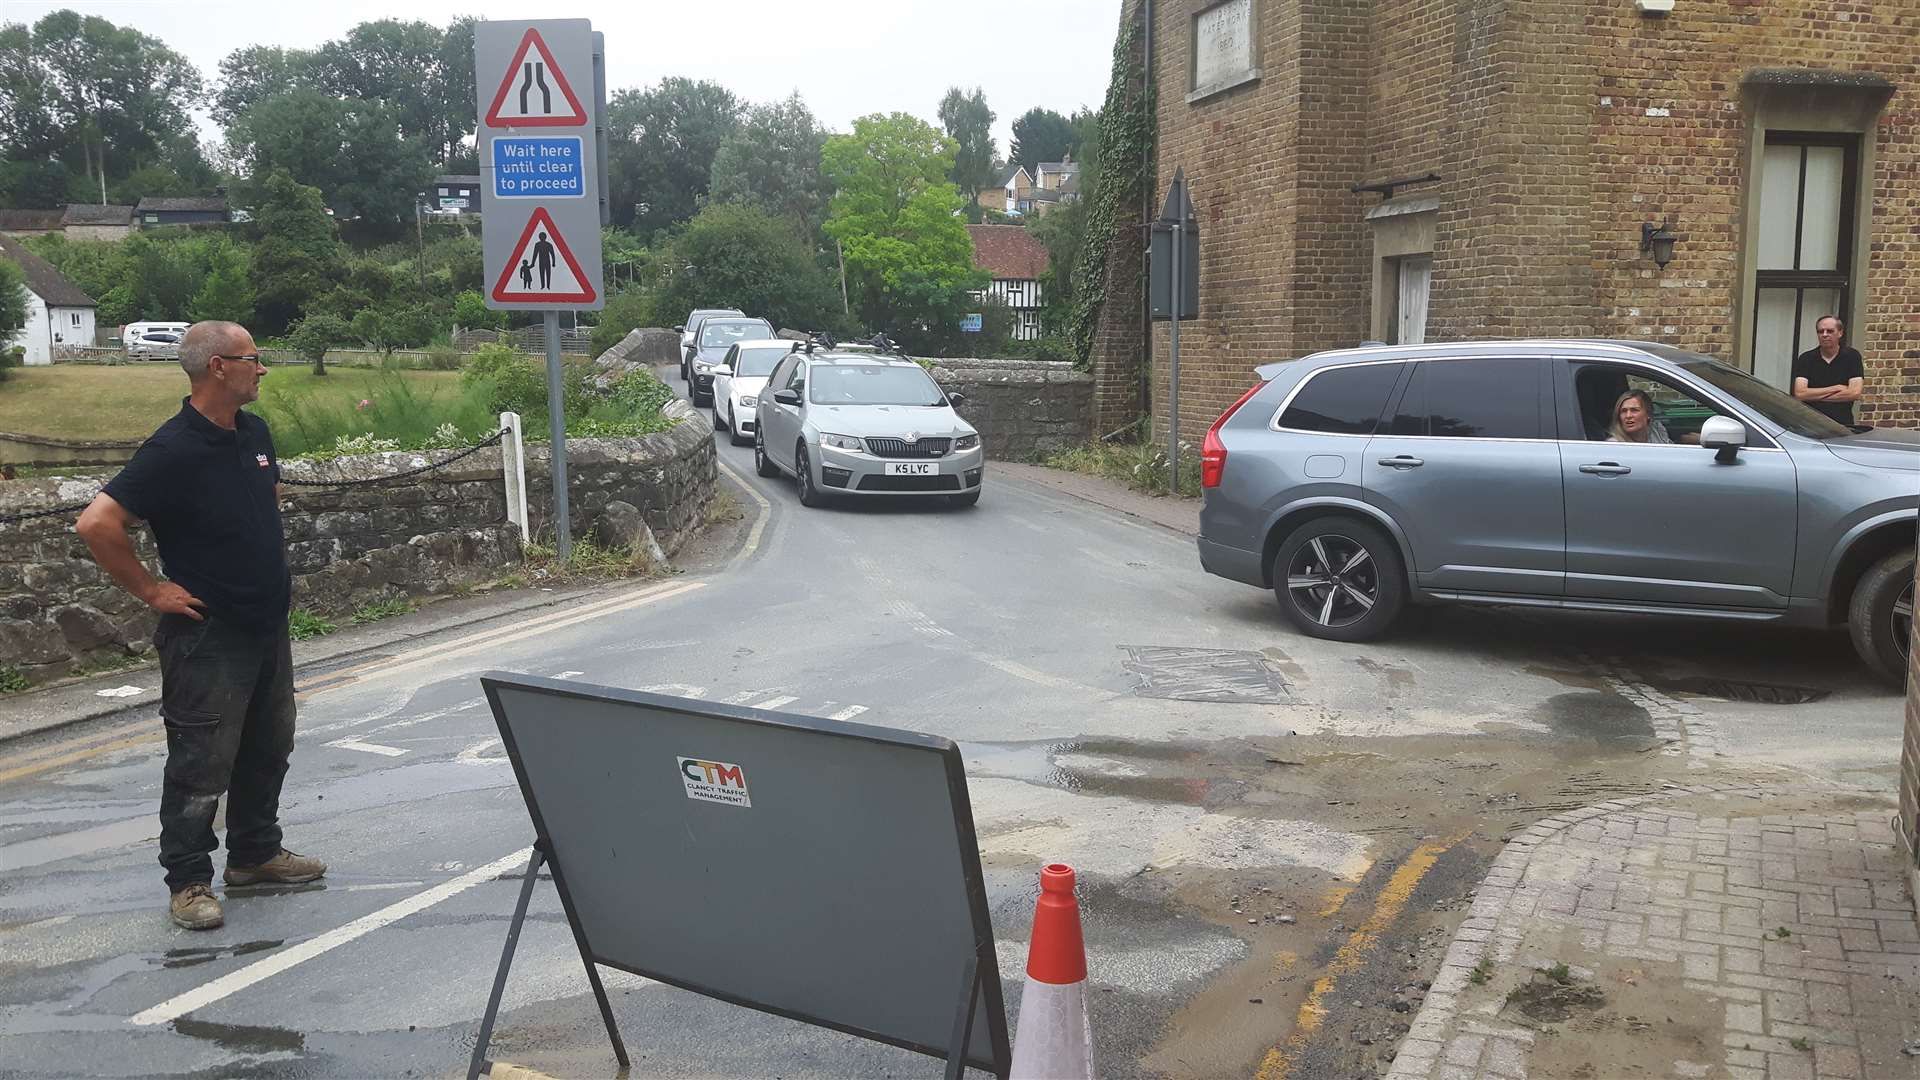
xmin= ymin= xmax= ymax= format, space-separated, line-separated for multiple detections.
xmin=1148 ymin=168 xmax=1199 ymax=495
xmin=476 ymin=19 xmax=606 ymax=562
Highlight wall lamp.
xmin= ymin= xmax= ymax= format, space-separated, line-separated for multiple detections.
xmin=1641 ymin=221 xmax=1678 ymax=269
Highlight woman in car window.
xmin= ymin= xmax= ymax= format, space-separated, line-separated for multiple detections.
xmin=1607 ymin=389 xmax=1674 ymax=444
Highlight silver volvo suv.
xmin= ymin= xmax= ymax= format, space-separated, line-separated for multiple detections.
xmin=1196 ymin=340 xmax=1917 ymax=682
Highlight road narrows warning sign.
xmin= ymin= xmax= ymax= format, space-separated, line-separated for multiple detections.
xmin=491 ymin=208 xmax=596 ymax=304
xmin=483 ymin=28 xmax=588 ymax=127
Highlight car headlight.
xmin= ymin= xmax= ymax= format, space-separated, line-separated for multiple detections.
xmin=953 ymin=434 xmax=980 ymax=451
xmin=739 ymin=395 xmax=757 ymax=407
xmin=820 ymin=433 xmax=864 ymax=452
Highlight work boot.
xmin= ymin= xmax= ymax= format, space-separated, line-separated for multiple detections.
xmin=169 ymin=883 xmax=224 ymax=930
xmin=224 ymin=849 xmax=327 ymax=886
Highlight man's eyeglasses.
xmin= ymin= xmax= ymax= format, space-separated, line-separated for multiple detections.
xmin=213 ymin=353 xmax=265 ymax=367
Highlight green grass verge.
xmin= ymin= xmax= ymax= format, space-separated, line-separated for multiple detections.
xmin=1045 ymin=440 xmax=1202 ymax=498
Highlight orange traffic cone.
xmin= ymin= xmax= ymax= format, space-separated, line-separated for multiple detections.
xmin=1010 ymin=863 xmax=1095 ymax=1079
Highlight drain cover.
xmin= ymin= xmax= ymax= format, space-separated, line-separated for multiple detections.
xmin=1120 ymin=646 xmax=1291 ymax=703
xmin=1652 ymin=676 xmax=1830 ymax=705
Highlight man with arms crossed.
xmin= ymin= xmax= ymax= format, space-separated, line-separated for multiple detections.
xmin=76 ymin=320 xmax=324 ymax=930
xmin=1791 ymin=314 xmax=1866 ymax=426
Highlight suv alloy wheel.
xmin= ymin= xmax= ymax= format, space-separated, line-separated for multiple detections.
xmin=1273 ymin=517 xmax=1406 ymax=642
xmin=1849 ymin=549 xmax=1916 ymax=684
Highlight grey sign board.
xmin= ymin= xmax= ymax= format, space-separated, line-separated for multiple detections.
xmin=470 ymin=674 xmax=1012 ymax=1078
xmin=475 ymin=20 xmax=604 ymax=311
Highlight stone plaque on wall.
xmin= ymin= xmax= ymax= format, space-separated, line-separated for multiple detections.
xmin=1191 ymin=0 xmax=1257 ymax=100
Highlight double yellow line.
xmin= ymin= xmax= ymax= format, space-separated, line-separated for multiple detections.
xmin=0 ymin=579 xmax=703 ymax=787
xmin=1255 ymin=835 xmax=1462 ymax=1080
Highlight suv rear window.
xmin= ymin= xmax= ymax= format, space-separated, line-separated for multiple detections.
xmin=1389 ymin=357 xmax=1542 ymax=439
xmin=1279 ymin=363 xmax=1405 ymax=434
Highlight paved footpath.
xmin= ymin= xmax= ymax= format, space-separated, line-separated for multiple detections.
xmin=1389 ymin=782 xmax=1920 ymax=1080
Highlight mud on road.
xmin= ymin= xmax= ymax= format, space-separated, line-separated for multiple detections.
xmin=1014 ymin=720 xmax=1731 ymax=1080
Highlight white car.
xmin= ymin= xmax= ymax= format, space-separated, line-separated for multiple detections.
xmin=713 ymin=339 xmax=800 ymax=446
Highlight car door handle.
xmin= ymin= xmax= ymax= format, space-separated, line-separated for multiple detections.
xmin=1578 ymin=462 xmax=1632 ymax=476
xmin=1377 ymin=455 xmax=1424 ymax=469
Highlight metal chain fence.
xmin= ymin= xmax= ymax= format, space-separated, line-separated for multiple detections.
xmin=0 ymin=428 xmax=510 ymax=526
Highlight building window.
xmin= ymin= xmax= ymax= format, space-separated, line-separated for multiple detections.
xmin=70 ymin=312 xmax=81 ymax=327
xmin=1188 ymin=0 xmax=1259 ymax=103
xmin=1751 ymin=132 xmax=1857 ymax=391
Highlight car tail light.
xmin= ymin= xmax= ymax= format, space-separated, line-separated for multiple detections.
xmin=1201 ymin=381 xmax=1267 ymax=489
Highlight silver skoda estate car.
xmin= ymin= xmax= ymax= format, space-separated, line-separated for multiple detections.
xmin=753 ymin=347 xmax=984 ymax=507
xmin=1196 ymin=340 xmax=1917 ymax=682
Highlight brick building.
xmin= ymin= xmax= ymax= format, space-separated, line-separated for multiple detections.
xmin=1090 ymin=0 xmax=1920 ymax=440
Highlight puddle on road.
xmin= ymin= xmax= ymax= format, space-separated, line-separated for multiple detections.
xmin=1532 ymin=691 xmax=1654 ymax=743
xmin=159 ymin=939 xmax=283 ymax=970
xmin=172 ymin=1016 xmax=307 ymax=1054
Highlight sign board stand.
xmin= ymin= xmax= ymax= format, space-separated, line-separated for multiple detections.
xmin=468 ymin=842 xmax=627 ymax=1079
xmin=469 ymin=675 xmax=1014 ymax=1079
xmin=476 ymin=20 xmax=607 ymax=562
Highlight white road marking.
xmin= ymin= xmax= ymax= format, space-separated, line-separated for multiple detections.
xmin=718 ymin=689 xmax=772 ymax=705
xmin=751 ymin=694 xmax=799 ymax=710
xmin=633 ymin=684 xmax=707 ymax=699
xmin=974 ymin=654 xmax=1108 ymax=695
xmin=95 ymin=685 xmax=145 ymax=698
xmin=827 ymin=705 xmax=869 ymax=722
xmin=554 ymin=671 xmax=584 ymax=679
xmin=454 ymin=738 xmax=507 ymax=766
xmin=324 ymin=738 xmax=408 ymax=758
xmin=129 ymin=848 xmax=533 ymax=1027
xmin=717 ymin=458 xmax=773 ymax=571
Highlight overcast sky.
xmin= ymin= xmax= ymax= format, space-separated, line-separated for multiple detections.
xmin=9 ymin=1 xmax=1118 ymax=155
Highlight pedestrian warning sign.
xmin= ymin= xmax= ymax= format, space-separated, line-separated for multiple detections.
xmin=482 ymin=28 xmax=588 ymax=127
xmin=490 ymin=207 xmax=597 ymax=304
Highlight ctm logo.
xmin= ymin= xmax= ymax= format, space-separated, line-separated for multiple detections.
xmin=681 ymin=759 xmax=745 ymax=788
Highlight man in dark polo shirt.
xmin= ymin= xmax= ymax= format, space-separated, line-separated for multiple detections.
xmin=1791 ymin=314 xmax=1866 ymax=426
xmin=75 ymin=320 xmax=325 ymax=931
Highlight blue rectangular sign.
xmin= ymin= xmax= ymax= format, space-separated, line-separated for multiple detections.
xmin=959 ymin=313 xmax=983 ymax=333
xmin=492 ymin=137 xmax=585 ymax=198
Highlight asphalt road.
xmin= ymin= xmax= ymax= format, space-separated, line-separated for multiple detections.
xmin=0 ymin=376 xmax=1905 ymax=1080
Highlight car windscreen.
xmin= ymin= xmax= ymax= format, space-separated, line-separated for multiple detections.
xmin=808 ymin=364 xmax=945 ymax=406
xmin=1680 ymin=360 xmax=1852 ymax=440
xmin=734 ymin=348 xmax=788 ymax=379
xmin=700 ymin=320 xmax=771 ymax=347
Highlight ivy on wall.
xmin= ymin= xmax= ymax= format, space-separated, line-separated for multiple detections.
xmin=1068 ymin=15 xmax=1155 ymax=371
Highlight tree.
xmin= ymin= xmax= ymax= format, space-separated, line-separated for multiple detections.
xmin=453 ymin=290 xmax=506 ymax=332
xmin=287 ymin=312 xmax=350 ymax=376
xmin=26 ymin=11 xmax=204 ymax=194
xmin=606 ymin=78 xmax=742 ymax=236
xmin=213 ymin=45 xmax=318 ymax=127
xmin=188 ymin=241 xmax=255 ymax=325
xmin=229 ymin=90 xmax=433 ymax=230
xmin=821 ymin=114 xmax=986 ymax=351
xmin=656 ymin=204 xmax=840 ymax=334
xmin=937 ymin=88 xmax=996 ymax=207
xmin=707 ymin=93 xmax=832 ymax=242
xmin=1009 ymin=107 xmax=1077 ymax=177
xmin=351 ymin=304 xmax=440 ymax=357
xmin=0 ymin=261 xmax=28 ymax=341
xmin=249 ymin=170 xmax=345 ymax=335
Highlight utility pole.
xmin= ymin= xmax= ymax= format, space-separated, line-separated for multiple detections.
xmin=836 ymin=239 xmax=851 ymax=316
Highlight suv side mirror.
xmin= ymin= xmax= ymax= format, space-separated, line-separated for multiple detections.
xmin=947 ymin=392 xmax=967 ymax=408
xmin=1700 ymin=415 xmax=1746 ymax=462
xmin=772 ymin=388 xmax=801 ymax=406
xmin=673 ymin=326 xmax=684 ymax=333
xmin=715 ymin=366 xmax=733 ymax=377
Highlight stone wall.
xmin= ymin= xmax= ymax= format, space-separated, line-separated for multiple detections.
xmin=0 ymin=399 xmax=713 ymax=682
xmin=1117 ymin=0 xmax=1919 ymax=435
xmin=927 ymin=358 xmax=1094 ymax=460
